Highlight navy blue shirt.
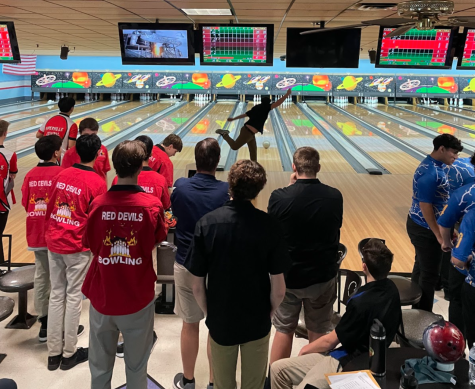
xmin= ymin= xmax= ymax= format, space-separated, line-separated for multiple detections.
xmin=451 ymin=208 xmax=475 ymax=286
xmin=444 ymin=157 xmax=475 ymax=193
xmin=409 ymin=155 xmax=449 ymax=229
xmin=171 ymin=173 xmax=229 ymax=265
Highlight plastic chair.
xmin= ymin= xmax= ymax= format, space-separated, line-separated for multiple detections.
xmin=155 ymin=241 xmax=177 ymax=314
xmin=397 ymin=309 xmax=443 ymax=348
xmin=388 ymin=275 xmax=422 ymax=307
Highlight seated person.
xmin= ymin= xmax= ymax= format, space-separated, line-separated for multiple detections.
xmin=270 ymin=239 xmax=402 ymax=389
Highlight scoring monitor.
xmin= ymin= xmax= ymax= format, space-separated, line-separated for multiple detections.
xmin=376 ymin=27 xmax=456 ymax=69
xmin=457 ymin=28 xmax=475 ymax=69
xmin=201 ymin=24 xmax=273 ymax=66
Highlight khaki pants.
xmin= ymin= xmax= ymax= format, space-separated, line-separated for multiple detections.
xmin=34 ymin=250 xmax=50 ymax=319
xmin=271 ymin=353 xmax=341 ymax=389
xmin=222 ymin=126 xmax=257 ymax=162
xmin=174 ymin=262 xmax=205 ymax=323
xmin=47 ymin=250 xmax=91 ymax=358
xmin=89 ymin=300 xmax=155 ymax=389
xmin=210 ymin=332 xmax=270 ymax=389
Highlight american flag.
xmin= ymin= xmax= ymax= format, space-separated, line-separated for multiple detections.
xmin=2 ymin=55 xmax=37 ymax=76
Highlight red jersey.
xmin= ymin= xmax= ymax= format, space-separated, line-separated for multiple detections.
xmin=21 ymin=163 xmax=63 ymax=249
xmin=149 ymin=145 xmax=174 ymax=187
xmin=82 ymin=185 xmax=167 ymax=315
xmin=38 ymin=113 xmax=78 ymax=157
xmin=62 ymin=145 xmax=110 ymax=181
xmin=45 ymin=164 xmax=107 ymax=254
xmin=111 ymin=166 xmax=170 ymax=209
xmin=0 ymin=146 xmax=17 ymax=212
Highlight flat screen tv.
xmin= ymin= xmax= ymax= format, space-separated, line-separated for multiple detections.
xmin=200 ymin=24 xmax=273 ymax=66
xmin=376 ymin=26 xmax=456 ymax=69
xmin=0 ymin=22 xmax=20 ymax=63
xmin=286 ymin=28 xmax=361 ymax=68
xmin=118 ymin=23 xmax=195 ymax=65
xmin=457 ymin=27 xmax=475 ymax=69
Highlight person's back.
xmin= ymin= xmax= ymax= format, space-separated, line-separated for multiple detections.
xmin=149 ymin=134 xmax=183 ymax=188
xmin=444 ymin=156 xmax=475 ymax=193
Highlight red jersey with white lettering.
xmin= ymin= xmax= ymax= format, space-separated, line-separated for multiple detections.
xmin=62 ymin=145 xmax=110 ymax=181
xmin=0 ymin=146 xmax=18 ymax=213
xmin=111 ymin=167 xmax=170 ymax=209
xmin=149 ymin=145 xmax=174 ymax=187
xmin=21 ymin=163 xmax=64 ymax=249
xmin=38 ymin=113 xmax=78 ymax=157
xmin=82 ymin=185 xmax=167 ymax=315
xmin=45 ymin=164 xmax=107 ymax=254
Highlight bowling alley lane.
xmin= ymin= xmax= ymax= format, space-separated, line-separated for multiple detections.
xmin=278 ymin=103 xmax=354 ymax=173
xmin=0 ymin=100 xmax=91 ymax=122
xmin=403 ymin=105 xmax=475 ymax=128
xmin=375 ymin=105 xmax=475 ymax=149
xmin=6 ymin=100 xmax=112 ymax=134
xmin=439 ymin=106 xmax=475 ymax=121
xmin=345 ymin=105 xmax=435 ymax=154
xmin=310 ymin=103 xmax=420 ymax=175
xmin=236 ymin=109 xmax=283 ymax=172
xmin=0 ymin=100 xmax=51 ymax=115
xmin=10 ymin=101 xmax=171 ymax=156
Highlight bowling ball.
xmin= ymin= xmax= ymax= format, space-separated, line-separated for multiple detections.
xmin=423 ymin=321 xmax=464 ymax=365
xmin=312 ymin=75 xmax=332 ymax=91
xmin=438 ymin=77 xmax=458 ymax=94
xmin=192 ymin=73 xmax=211 ymax=89
xmin=72 ymin=72 xmax=91 ymax=88
xmin=263 ymin=141 xmax=270 ymax=149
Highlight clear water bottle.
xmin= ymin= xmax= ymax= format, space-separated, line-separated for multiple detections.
xmin=469 ymin=342 xmax=475 ymax=385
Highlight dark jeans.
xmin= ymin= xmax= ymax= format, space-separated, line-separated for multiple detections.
xmin=0 ymin=212 xmax=9 ymax=263
xmin=440 ymin=250 xmax=451 ymax=291
xmin=448 ymin=263 xmax=466 ymax=335
xmin=462 ymin=282 xmax=475 ymax=348
xmin=222 ymin=126 xmax=257 ymax=162
xmin=406 ymin=216 xmax=443 ymax=312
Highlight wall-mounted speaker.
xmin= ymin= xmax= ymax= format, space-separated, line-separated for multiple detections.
xmin=368 ymin=49 xmax=377 ymax=64
xmin=60 ymin=46 xmax=69 ymax=60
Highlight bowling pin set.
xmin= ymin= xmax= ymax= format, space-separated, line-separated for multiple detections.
xmin=447 ymin=98 xmax=464 ymax=108
xmin=363 ymin=96 xmax=379 ymax=106
xmin=139 ymin=93 xmax=156 ymax=102
xmin=194 ymin=94 xmax=210 ymax=105
xmin=332 ymin=96 xmax=351 ymax=106
xmin=56 ymin=92 xmax=99 ymax=102
xmin=111 ymin=93 xmax=128 ymax=102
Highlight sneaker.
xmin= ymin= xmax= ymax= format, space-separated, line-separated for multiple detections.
xmin=116 ymin=342 xmax=124 ymax=358
xmin=38 ymin=316 xmax=48 ymax=343
xmin=60 ymin=347 xmax=88 ymax=370
xmin=47 ymin=355 xmax=62 ymax=371
xmin=173 ymin=373 xmax=195 ymax=389
xmin=151 ymin=331 xmax=158 ymax=354
xmin=77 ymin=325 xmax=85 ymax=337
xmin=215 ymin=129 xmax=229 ymax=136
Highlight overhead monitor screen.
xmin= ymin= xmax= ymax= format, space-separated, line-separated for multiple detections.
xmin=376 ymin=27 xmax=455 ymax=69
xmin=458 ymin=28 xmax=475 ymax=69
xmin=0 ymin=22 xmax=20 ymax=63
xmin=201 ymin=25 xmax=273 ymax=66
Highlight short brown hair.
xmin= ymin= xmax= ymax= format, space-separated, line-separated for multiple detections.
xmin=228 ymin=160 xmax=267 ymax=201
xmin=112 ymin=140 xmax=146 ymax=178
xmin=163 ymin=134 xmax=183 ymax=152
xmin=195 ymin=138 xmax=220 ymax=172
xmin=79 ymin=118 xmax=99 ymax=133
xmin=0 ymin=120 xmax=10 ymax=137
xmin=293 ymin=147 xmax=320 ymax=176
xmin=362 ymin=239 xmax=394 ymax=280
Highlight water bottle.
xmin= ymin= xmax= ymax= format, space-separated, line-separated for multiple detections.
xmin=469 ymin=342 xmax=475 ymax=384
xmin=369 ymin=319 xmax=386 ymax=377
xmin=400 ymin=368 xmax=418 ymax=389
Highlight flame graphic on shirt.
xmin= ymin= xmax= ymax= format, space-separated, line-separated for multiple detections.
xmin=103 ymin=229 xmax=137 ymax=258
xmin=54 ymin=196 xmax=76 ymax=219
xmin=29 ymin=193 xmax=50 ymax=212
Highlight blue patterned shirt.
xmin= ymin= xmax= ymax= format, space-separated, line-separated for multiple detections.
xmin=409 ymin=155 xmax=449 ymax=229
xmin=437 ymin=182 xmax=475 ymax=228
xmin=451 ymin=208 xmax=475 ymax=286
xmin=444 ymin=157 xmax=475 ymax=194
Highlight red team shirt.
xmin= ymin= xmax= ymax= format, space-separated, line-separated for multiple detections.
xmin=62 ymin=145 xmax=111 ymax=181
xmin=0 ymin=146 xmax=18 ymax=212
xmin=38 ymin=113 xmax=78 ymax=157
xmin=111 ymin=166 xmax=171 ymax=209
xmin=45 ymin=164 xmax=107 ymax=254
xmin=21 ymin=163 xmax=64 ymax=249
xmin=82 ymin=186 xmax=167 ymax=315
xmin=149 ymin=145 xmax=174 ymax=187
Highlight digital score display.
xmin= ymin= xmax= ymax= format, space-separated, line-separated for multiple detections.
xmin=458 ymin=29 xmax=475 ymax=69
xmin=202 ymin=26 xmax=271 ymax=65
xmin=0 ymin=24 xmax=14 ymax=61
xmin=377 ymin=27 xmax=454 ymax=69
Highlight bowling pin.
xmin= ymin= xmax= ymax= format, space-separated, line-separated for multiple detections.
xmin=459 ymin=98 xmax=463 ymax=107
xmin=55 ymin=92 xmax=60 ymax=102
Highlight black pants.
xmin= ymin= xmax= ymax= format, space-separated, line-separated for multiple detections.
xmin=0 ymin=212 xmax=9 ymax=263
xmin=0 ymin=379 xmax=17 ymax=389
xmin=462 ymin=282 xmax=475 ymax=348
xmin=449 ymin=263 xmax=466 ymax=335
xmin=406 ymin=216 xmax=443 ymax=312
xmin=440 ymin=250 xmax=451 ymax=291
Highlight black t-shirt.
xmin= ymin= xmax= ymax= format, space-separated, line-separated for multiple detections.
xmin=268 ymin=179 xmax=343 ymax=289
xmin=331 ymin=278 xmax=402 ymax=366
xmin=245 ymin=104 xmax=272 ymax=133
xmin=184 ymin=200 xmax=291 ymax=346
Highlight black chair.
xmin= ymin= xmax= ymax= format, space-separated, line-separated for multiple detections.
xmin=388 ymin=275 xmax=422 ymax=307
xmin=155 ymin=241 xmax=177 ymax=315
xmin=0 ymin=266 xmax=36 ymax=329
xmin=397 ymin=309 xmax=443 ymax=348
xmin=357 ymin=237 xmax=385 ymax=260
xmin=0 ymin=296 xmax=14 ymax=363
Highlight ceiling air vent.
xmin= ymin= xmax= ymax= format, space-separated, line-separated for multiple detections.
xmin=349 ymin=3 xmax=398 ymax=11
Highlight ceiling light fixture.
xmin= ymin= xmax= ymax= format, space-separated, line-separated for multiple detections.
xmin=182 ymin=9 xmax=232 ymax=16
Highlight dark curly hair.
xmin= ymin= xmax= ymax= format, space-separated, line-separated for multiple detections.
xmin=228 ymin=160 xmax=267 ymax=201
